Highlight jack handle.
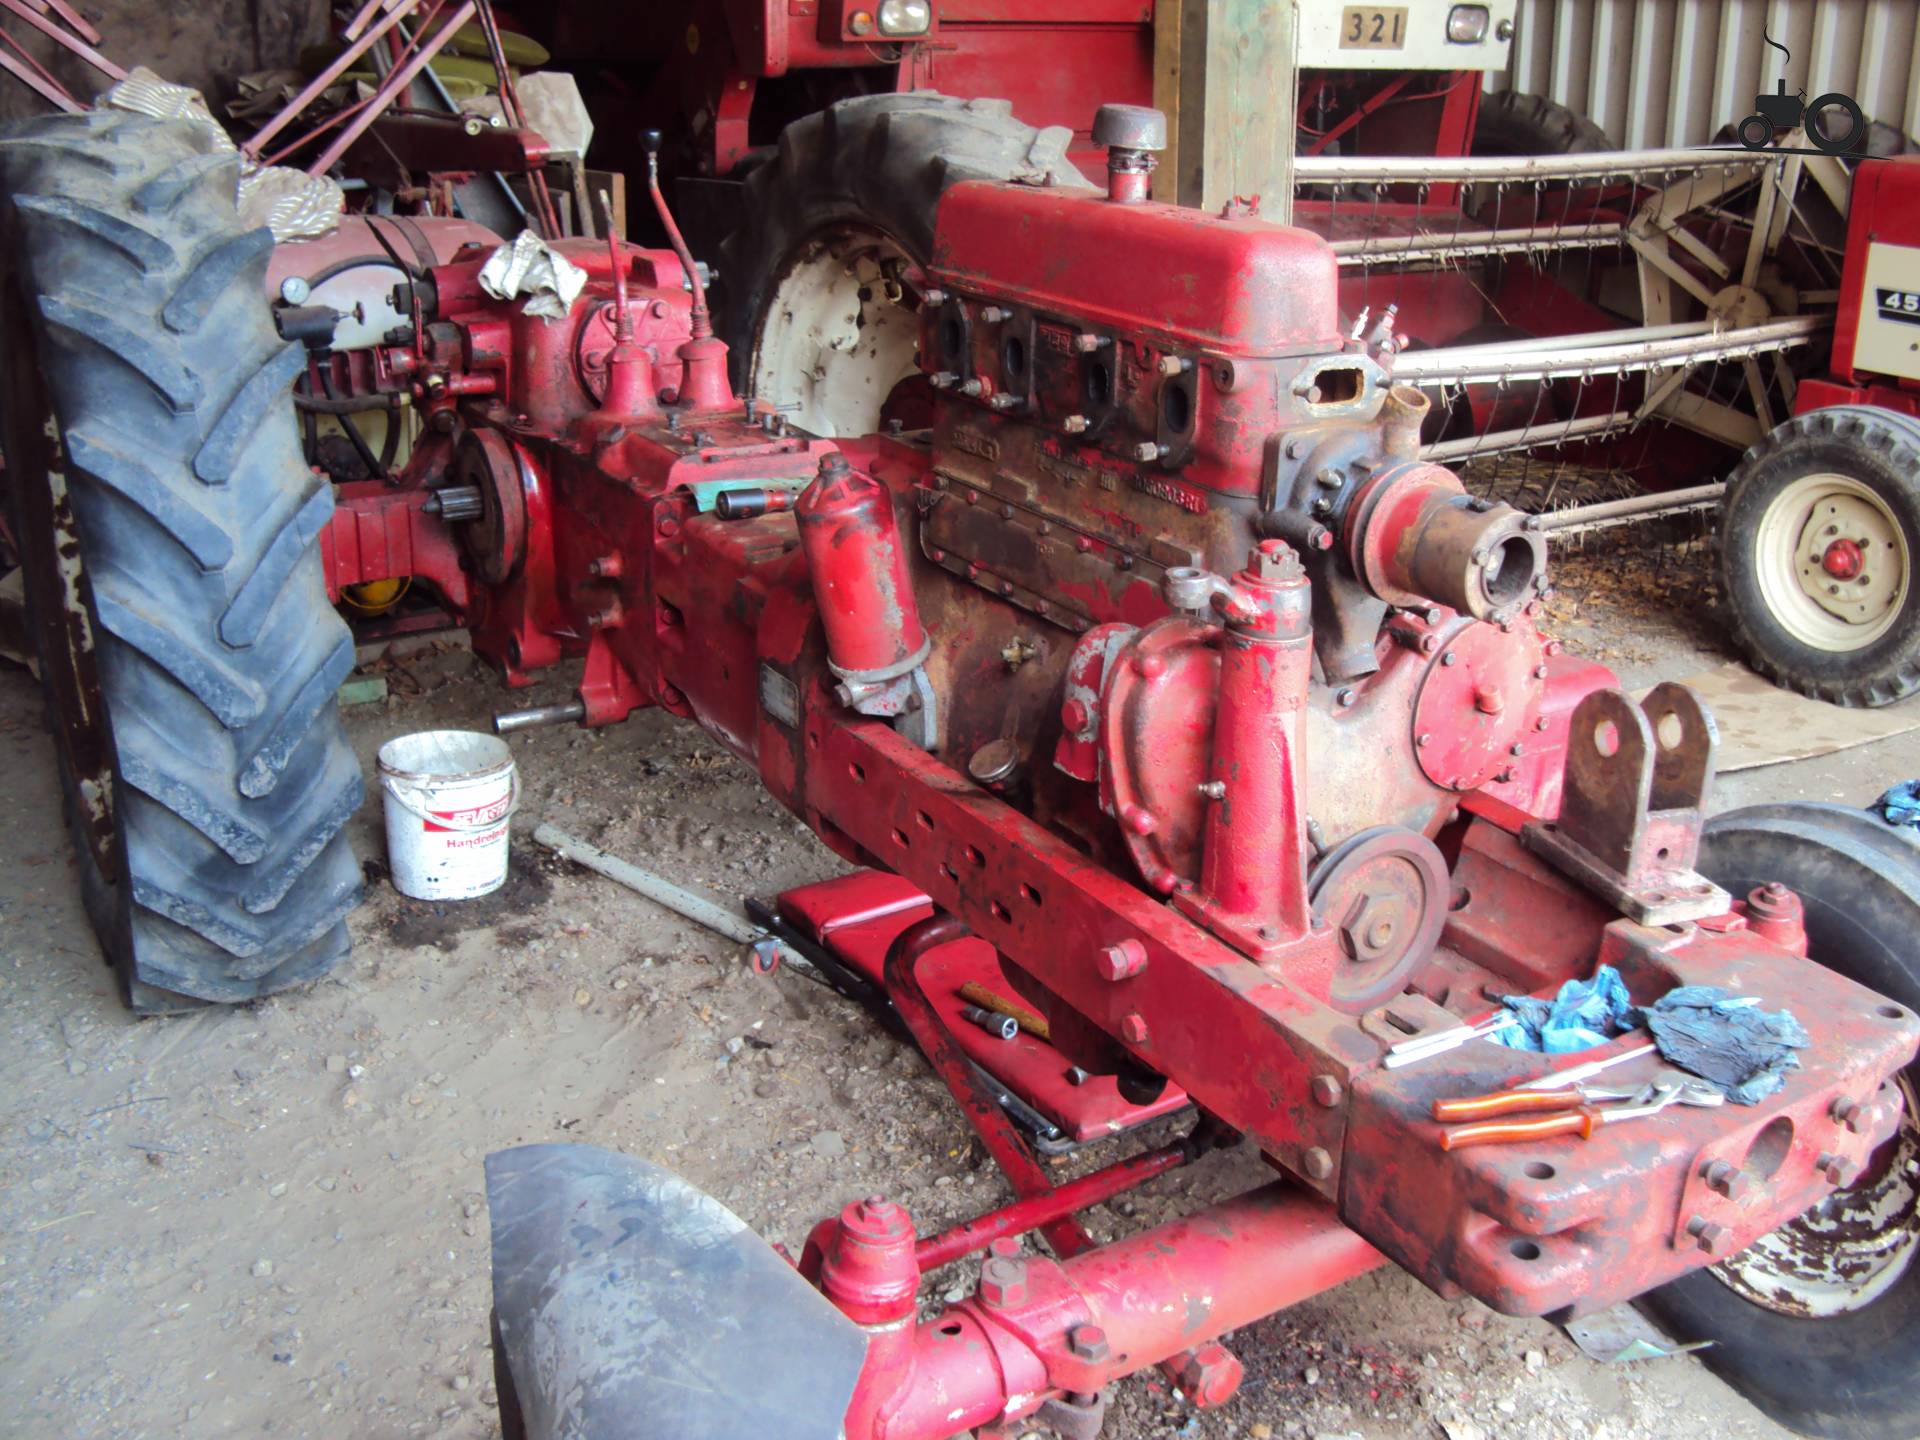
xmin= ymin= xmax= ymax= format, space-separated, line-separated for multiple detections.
xmin=641 ymin=129 xmax=711 ymax=340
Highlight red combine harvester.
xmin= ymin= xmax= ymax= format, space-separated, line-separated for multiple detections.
xmin=4 ymin=95 xmax=1920 ymax=1440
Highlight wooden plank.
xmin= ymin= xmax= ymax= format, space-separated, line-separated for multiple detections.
xmin=1154 ymin=0 xmax=1297 ymax=221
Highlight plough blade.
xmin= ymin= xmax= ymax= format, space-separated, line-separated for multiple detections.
xmin=486 ymin=1144 xmax=867 ymax=1440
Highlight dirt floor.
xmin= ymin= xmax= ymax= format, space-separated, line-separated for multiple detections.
xmin=3 ymin=531 xmax=1915 ymax=1440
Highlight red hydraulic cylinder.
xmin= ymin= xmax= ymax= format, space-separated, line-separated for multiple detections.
xmin=833 ymin=1180 xmax=1385 ymax=1440
xmin=795 ymin=452 xmax=930 ymax=690
xmin=1174 ymin=541 xmax=1315 ymax=962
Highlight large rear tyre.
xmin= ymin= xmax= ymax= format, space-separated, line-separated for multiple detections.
xmin=1718 ymin=407 xmax=1920 ymax=708
xmin=1639 ymin=802 xmax=1920 ymax=1440
xmin=0 ymin=112 xmax=362 ymax=1013
xmin=717 ymin=93 xmax=1092 ymax=437
xmin=1471 ymin=91 xmax=1616 ymax=157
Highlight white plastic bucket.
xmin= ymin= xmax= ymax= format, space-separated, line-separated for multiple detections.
xmin=378 ymin=730 xmax=518 ymax=900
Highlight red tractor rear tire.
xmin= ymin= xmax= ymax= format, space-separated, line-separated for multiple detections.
xmin=717 ymin=93 xmax=1093 ymax=438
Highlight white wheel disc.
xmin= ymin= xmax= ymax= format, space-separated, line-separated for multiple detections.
xmin=1753 ymin=472 xmax=1910 ymax=652
xmin=750 ymin=226 xmax=923 ymax=438
xmin=1711 ymin=1076 xmax=1920 ymax=1318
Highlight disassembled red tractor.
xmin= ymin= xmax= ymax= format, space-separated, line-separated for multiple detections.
xmin=4 ymin=100 xmax=1920 ymax=1440
xmin=321 ymin=111 xmax=1920 ymax=1438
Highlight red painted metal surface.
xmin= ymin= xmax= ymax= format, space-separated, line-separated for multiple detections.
xmin=1824 ymin=156 xmax=1920 ymax=397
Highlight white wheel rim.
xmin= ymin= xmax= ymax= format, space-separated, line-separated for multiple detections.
xmin=1710 ymin=1076 xmax=1920 ymax=1318
xmin=1753 ymin=472 xmax=1909 ymax=652
xmin=750 ymin=226 xmax=923 ymax=438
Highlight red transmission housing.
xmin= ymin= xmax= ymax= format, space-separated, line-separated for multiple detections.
xmin=317 ymin=150 xmax=1917 ymax=1440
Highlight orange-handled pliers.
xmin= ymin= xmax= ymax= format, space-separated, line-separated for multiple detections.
xmin=1435 ymin=1078 xmax=1723 ymax=1150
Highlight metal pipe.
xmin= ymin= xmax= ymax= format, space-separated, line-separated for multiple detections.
xmin=912 ymin=1141 xmax=1190 ymax=1273
xmin=307 ymin=1 xmax=477 ymax=177
xmin=1392 ymin=315 xmax=1822 ymax=386
xmin=873 ymin=1182 xmax=1386 ymax=1439
xmin=1297 ymin=145 xmax=1777 ymax=185
xmin=1333 ymin=222 xmax=1623 ymax=263
xmin=493 ymin=700 xmax=584 ymax=733
xmin=533 ymin=821 xmax=783 ymax=952
xmin=1535 ymin=484 xmax=1727 ymax=532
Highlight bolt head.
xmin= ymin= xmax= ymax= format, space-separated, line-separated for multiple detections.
xmin=1833 ymin=1098 xmax=1867 ymax=1134
xmin=979 ymin=1256 xmax=1028 ymax=1307
xmin=1310 ymin=1074 xmax=1344 ymax=1108
xmin=1132 ymin=441 xmax=1163 ymax=462
xmin=1068 ymin=1323 xmax=1112 ymax=1362
xmin=1302 ymin=1146 xmax=1335 ymax=1181
xmin=1701 ymin=1159 xmax=1749 ymax=1200
xmin=1095 ymin=939 xmax=1149 ymax=982
xmin=1686 ymin=1215 xmax=1730 ymax=1254
xmin=1119 ymin=1012 xmax=1150 ymax=1045
xmin=1817 ymin=1152 xmax=1860 ymax=1187
xmin=1171 ymin=1342 xmax=1243 ymax=1408
xmin=1063 ymin=414 xmax=1090 ymax=433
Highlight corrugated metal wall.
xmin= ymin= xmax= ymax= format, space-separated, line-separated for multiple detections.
xmin=1495 ymin=0 xmax=1920 ymax=149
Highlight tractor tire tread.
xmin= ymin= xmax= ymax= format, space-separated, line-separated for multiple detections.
xmin=0 ymin=112 xmax=361 ymax=1012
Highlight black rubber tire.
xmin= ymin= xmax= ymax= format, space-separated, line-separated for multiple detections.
xmin=1472 ymin=91 xmax=1617 ymax=157
xmin=1639 ymin=802 xmax=1920 ymax=1440
xmin=716 ymin=92 xmax=1093 ymax=419
xmin=0 ymin=112 xmax=362 ymax=1013
xmin=1717 ymin=406 xmax=1920 ymax=708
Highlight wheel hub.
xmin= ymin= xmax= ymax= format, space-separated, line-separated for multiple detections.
xmin=1755 ymin=471 xmax=1910 ymax=652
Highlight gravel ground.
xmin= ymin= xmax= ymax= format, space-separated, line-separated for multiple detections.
xmin=3 ymin=533 xmax=1915 ymax=1440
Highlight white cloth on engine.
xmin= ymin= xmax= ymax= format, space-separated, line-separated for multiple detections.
xmin=477 ymin=230 xmax=588 ymax=321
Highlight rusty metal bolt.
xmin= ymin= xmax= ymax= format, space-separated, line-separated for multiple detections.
xmin=1335 ymin=688 xmax=1357 ymax=708
xmin=988 ymin=393 xmax=1018 ymax=411
xmin=1072 ymin=332 xmax=1110 ymax=353
xmin=1131 ymin=441 xmax=1164 ymax=462
xmin=929 ymin=371 xmax=957 ymax=389
xmin=1119 ymin=1012 xmax=1150 ymax=1045
xmin=1302 ymin=1146 xmax=1335 ymax=1180
xmin=1303 ymin=523 xmax=1334 ymax=552
xmin=1157 ymin=355 xmax=1192 ymax=377
xmin=979 ymin=1255 xmax=1028 ymax=1308
xmin=1095 ymin=939 xmax=1149 ymax=982
xmin=981 ymin=306 xmax=1010 ymax=323
xmin=1063 ymin=414 xmax=1090 ymax=434
xmin=1832 ymin=1097 xmax=1868 ymax=1134
xmin=1816 ymin=1152 xmax=1860 ymax=1187
xmin=1250 ymin=539 xmax=1303 ymax=582
xmin=1068 ymin=1324 xmax=1111 ymax=1362
xmin=958 ymin=378 xmax=985 ymax=397
xmin=1311 ymin=1075 xmax=1344 ymax=1108
xmin=1170 ymin=1342 xmax=1244 ymax=1408
xmin=1314 ymin=466 xmax=1344 ymax=489
xmin=1700 ymin=1159 xmax=1749 ymax=1200
xmin=1685 ymin=1215 xmax=1730 ymax=1255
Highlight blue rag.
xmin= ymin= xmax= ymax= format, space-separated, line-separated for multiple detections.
xmin=1492 ymin=965 xmax=1638 ymax=1053
xmin=1874 ymin=780 xmax=1920 ymax=830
